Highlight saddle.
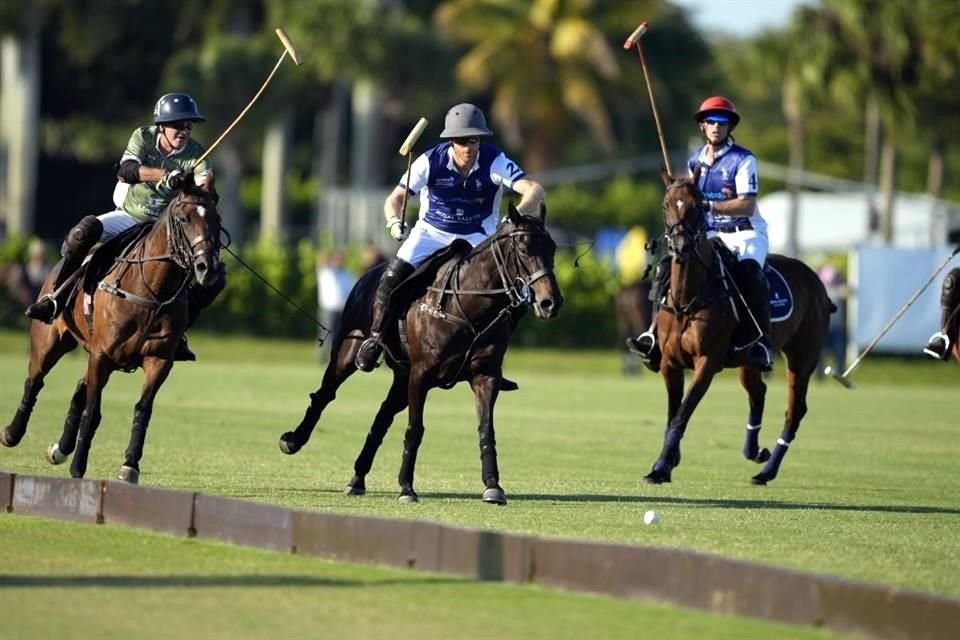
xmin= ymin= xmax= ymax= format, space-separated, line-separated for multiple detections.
xmin=64 ymin=223 xmax=153 ymax=323
xmin=387 ymin=240 xmax=473 ymax=320
xmin=711 ymin=240 xmax=795 ymax=359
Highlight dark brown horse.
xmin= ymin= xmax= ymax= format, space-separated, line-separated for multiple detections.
xmin=279 ymin=204 xmax=562 ymax=504
xmin=615 ymin=280 xmax=652 ymax=374
xmin=644 ymin=169 xmax=833 ymax=485
xmin=0 ymin=176 xmax=222 ymax=484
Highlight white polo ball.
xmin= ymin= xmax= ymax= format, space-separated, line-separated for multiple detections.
xmin=823 ymin=366 xmax=833 ymax=376
xmin=643 ymin=510 xmax=660 ymax=525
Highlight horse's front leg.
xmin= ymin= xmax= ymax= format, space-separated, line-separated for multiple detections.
xmin=279 ymin=339 xmax=356 ymax=455
xmin=117 ymin=356 xmax=174 ymax=484
xmin=738 ymin=366 xmax=771 ymax=464
xmin=69 ymin=355 xmax=114 ymax=479
xmin=1 ymin=323 xmax=77 ymax=448
xmin=645 ymin=357 xmax=721 ymax=484
xmin=397 ymin=370 xmax=429 ymax=503
xmin=471 ymin=373 xmax=506 ymax=505
xmin=345 ymin=369 xmax=409 ymax=496
xmin=45 ymin=379 xmax=86 ymax=465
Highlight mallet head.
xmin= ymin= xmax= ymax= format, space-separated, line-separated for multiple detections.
xmin=275 ymin=28 xmax=302 ymax=66
xmin=399 ymin=117 xmax=429 ymax=156
xmin=823 ymin=366 xmax=855 ymax=390
xmin=623 ymin=21 xmax=649 ymax=49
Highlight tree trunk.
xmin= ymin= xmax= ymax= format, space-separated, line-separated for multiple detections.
xmin=862 ymin=98 xmax=881 ymax=237
xmin=349 ymin=78 xmax=384 ymax=189
xmin=782 ymin=79 xmax=804 ymax=257
xmin=0 ymin=9 xmax=41 ymax=238
xmin=260 ymin=109 xmax=293 ymax=243
xmin=878 ymin=137 xmax=897 ymax=244
xmin=217 ymin=139 xmax=245 ymax=245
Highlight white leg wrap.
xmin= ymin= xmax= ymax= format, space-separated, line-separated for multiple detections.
xmin=777 ymin=438 xmax=790 ymax=447
xmin=746 ymin=424 xmax=761 ymax=430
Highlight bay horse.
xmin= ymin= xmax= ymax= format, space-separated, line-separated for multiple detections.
xmin=0 ymin=175 xmax=222 ymax=484
xmin=644 ymin=169 xmax=833 ymax=486
xmin=279 ymin=203 xmax=562 ymax=504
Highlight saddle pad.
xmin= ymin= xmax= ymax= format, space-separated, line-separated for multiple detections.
xmin=767 ymin=264 xmax=793 ymax=323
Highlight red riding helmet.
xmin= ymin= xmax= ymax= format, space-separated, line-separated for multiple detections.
xmin=694 ymin=96 xmax=740 ymax=128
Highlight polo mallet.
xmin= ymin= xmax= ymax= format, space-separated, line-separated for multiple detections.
xmin=825 ymin=247 xmax=960 ymax=389
xmin=194 ymin=28 xmax=303 ymax=166
xmin=623 ymin=21 xmax=672 ymax=175
xmin=398 ymin=117 xmax=429 ymax=235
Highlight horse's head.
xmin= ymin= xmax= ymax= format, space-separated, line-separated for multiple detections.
xmin=499 ymin=202 xmax=563 ymax=319
xmin=660 ymin=166 xmax=708 ymax=265
xmin=167 ymin=173 xmax=222 ymax=286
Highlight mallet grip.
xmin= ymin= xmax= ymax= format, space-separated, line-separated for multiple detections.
xmin=399 ymin=117 xmax=429 ymax=156
xmin=275 ymin=28 xmax=302 ymax=66
xmin=623 ymin=22 xmax=649 ymax=49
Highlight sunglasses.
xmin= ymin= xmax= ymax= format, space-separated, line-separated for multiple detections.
xmin=703 ymin=117 xmax=729 ymax=126
xmin=166 ymin=121 xmax=194 ymax=131
xmin=452 ymin=137 xmax=480 ymax=146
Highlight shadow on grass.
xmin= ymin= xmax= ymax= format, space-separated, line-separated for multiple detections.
xmin=415 ymin=492 xmax=960 ymax=516
xmin=0 ymin=574 xmax=464 ymax=589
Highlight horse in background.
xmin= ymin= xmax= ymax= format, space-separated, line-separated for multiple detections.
xmin=615 ymin=280 xmax=651 ymax=375
xmin=279 ymin=204 xmax=562 ymax=504
xmin=0 ymin=175 xmax=222 ymax=484
xmin=644 ymin=168 xmax=834 ymax=486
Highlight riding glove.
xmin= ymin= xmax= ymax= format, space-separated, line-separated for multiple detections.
xmin=387 ymin=217 xmax=408 ymax=241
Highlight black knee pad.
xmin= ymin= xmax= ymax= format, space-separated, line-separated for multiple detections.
xmin=941 ymin=268 xmax=960 ymax=309
xmin=61 ymin=216 xmax=104 ymax=258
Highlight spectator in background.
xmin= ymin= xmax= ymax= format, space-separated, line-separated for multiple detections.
xmin=2 ymin=239 xmax=51 ymax=323
xmin=817 ymin=263 xmax=849 ymax=379
xmin=317 ymin=249 xmax=356 ymax=361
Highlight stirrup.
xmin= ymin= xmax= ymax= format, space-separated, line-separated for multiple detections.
xmin=748 ymin=340 xmax=773 ymax=372
xmin=625 ymin=331 xmax=656 ymax=357
xmin=25 ymin=295 xmax=58 ymax=324
xmin=923 ymin=332 xmax=950 ymax=361
xmin=355 ymin=336 xmax=383 ymax=372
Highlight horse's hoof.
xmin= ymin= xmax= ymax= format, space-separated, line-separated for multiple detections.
xmin=344 ymin=484 xmax=365 ymax=497
xmin=398 ymin=492 xmax=419 ymax=504
xmin=750 ymin=473 xmax=769 ymax=485
xmin=278 ymin=432 xmax=302 ymax=455
xmin=643 ymin=471 xmax=671 ymax=485
xmin=754 ymin=448 xmax=771 ymax=464
xmin=482 ymin=487 xmax=507 ymax=505
xmin=117 ymin=465 xmax=140 ymax=484
xmin=0 ymin=427 xmax=20 ymax=448
xmin=46 ymin=443 xmax=68 ymax=465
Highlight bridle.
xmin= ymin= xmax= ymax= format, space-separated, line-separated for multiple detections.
xmin=99 ymin=192 xmax=220 ymax=312
xmin=662 ymin=180 xmax=721 ymax=316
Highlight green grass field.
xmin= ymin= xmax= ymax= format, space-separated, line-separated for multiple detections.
xmin=1 ymin=329 xmax=958 ymax=638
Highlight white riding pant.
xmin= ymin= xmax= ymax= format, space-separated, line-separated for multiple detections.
xmin=708 ymin=227 xmax=769 ymax=265
xmin=396 ymin=219 xmax=488 ymax=268
xmin=97 ymin=210 xmax=144 ymax=242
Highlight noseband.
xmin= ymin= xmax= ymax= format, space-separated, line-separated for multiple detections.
xmin=167 ymin=195 xmax=220 ymax=270
xmin=491 ymin=226 xmax=554 ymax=307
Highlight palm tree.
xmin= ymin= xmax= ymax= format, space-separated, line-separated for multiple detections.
xmin=435 ymin=0 xmax=628 ymax=171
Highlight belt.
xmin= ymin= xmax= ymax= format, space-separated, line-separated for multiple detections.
xmin=715 ymin=223 xmax=753 ymax=233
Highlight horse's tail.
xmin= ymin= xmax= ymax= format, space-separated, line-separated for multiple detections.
xmin=335 ymin=262 xmax=387 ymax=345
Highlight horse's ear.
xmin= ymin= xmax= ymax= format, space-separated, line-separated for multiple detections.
xmin=507 ymin=201 xmax=521 ymax=225
xmin=660 ymin=166 xmax=672 ymax=187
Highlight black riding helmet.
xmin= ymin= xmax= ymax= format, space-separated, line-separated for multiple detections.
xmin=154 ymin=93 xmax=206 ymax=124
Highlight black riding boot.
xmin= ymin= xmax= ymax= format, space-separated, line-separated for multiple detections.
xmin=738 ymin=260 xmax=773 ymax=371
xmin=924 ymin=267 xmax=960 ymax=360
xmin=26 ymin=216 xmax=103 ymax=324
xmin=175 ymin=262 xmax=228 ymax=362
xmin=625 ymin=257 xmax=670 ymax=372
xmin=355 ymin=257 xmax=415 ymax=372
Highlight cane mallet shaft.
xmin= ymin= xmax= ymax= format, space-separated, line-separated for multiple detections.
xmin=623 ymin=21 xmax=672 ymax=175
xmin=825 ymin=248 xmax=960 ymax=389
xmin=195 ymin=28 xmax=303 ymax=166
xmin=398 ymin=117 xmax=429 ymax=235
